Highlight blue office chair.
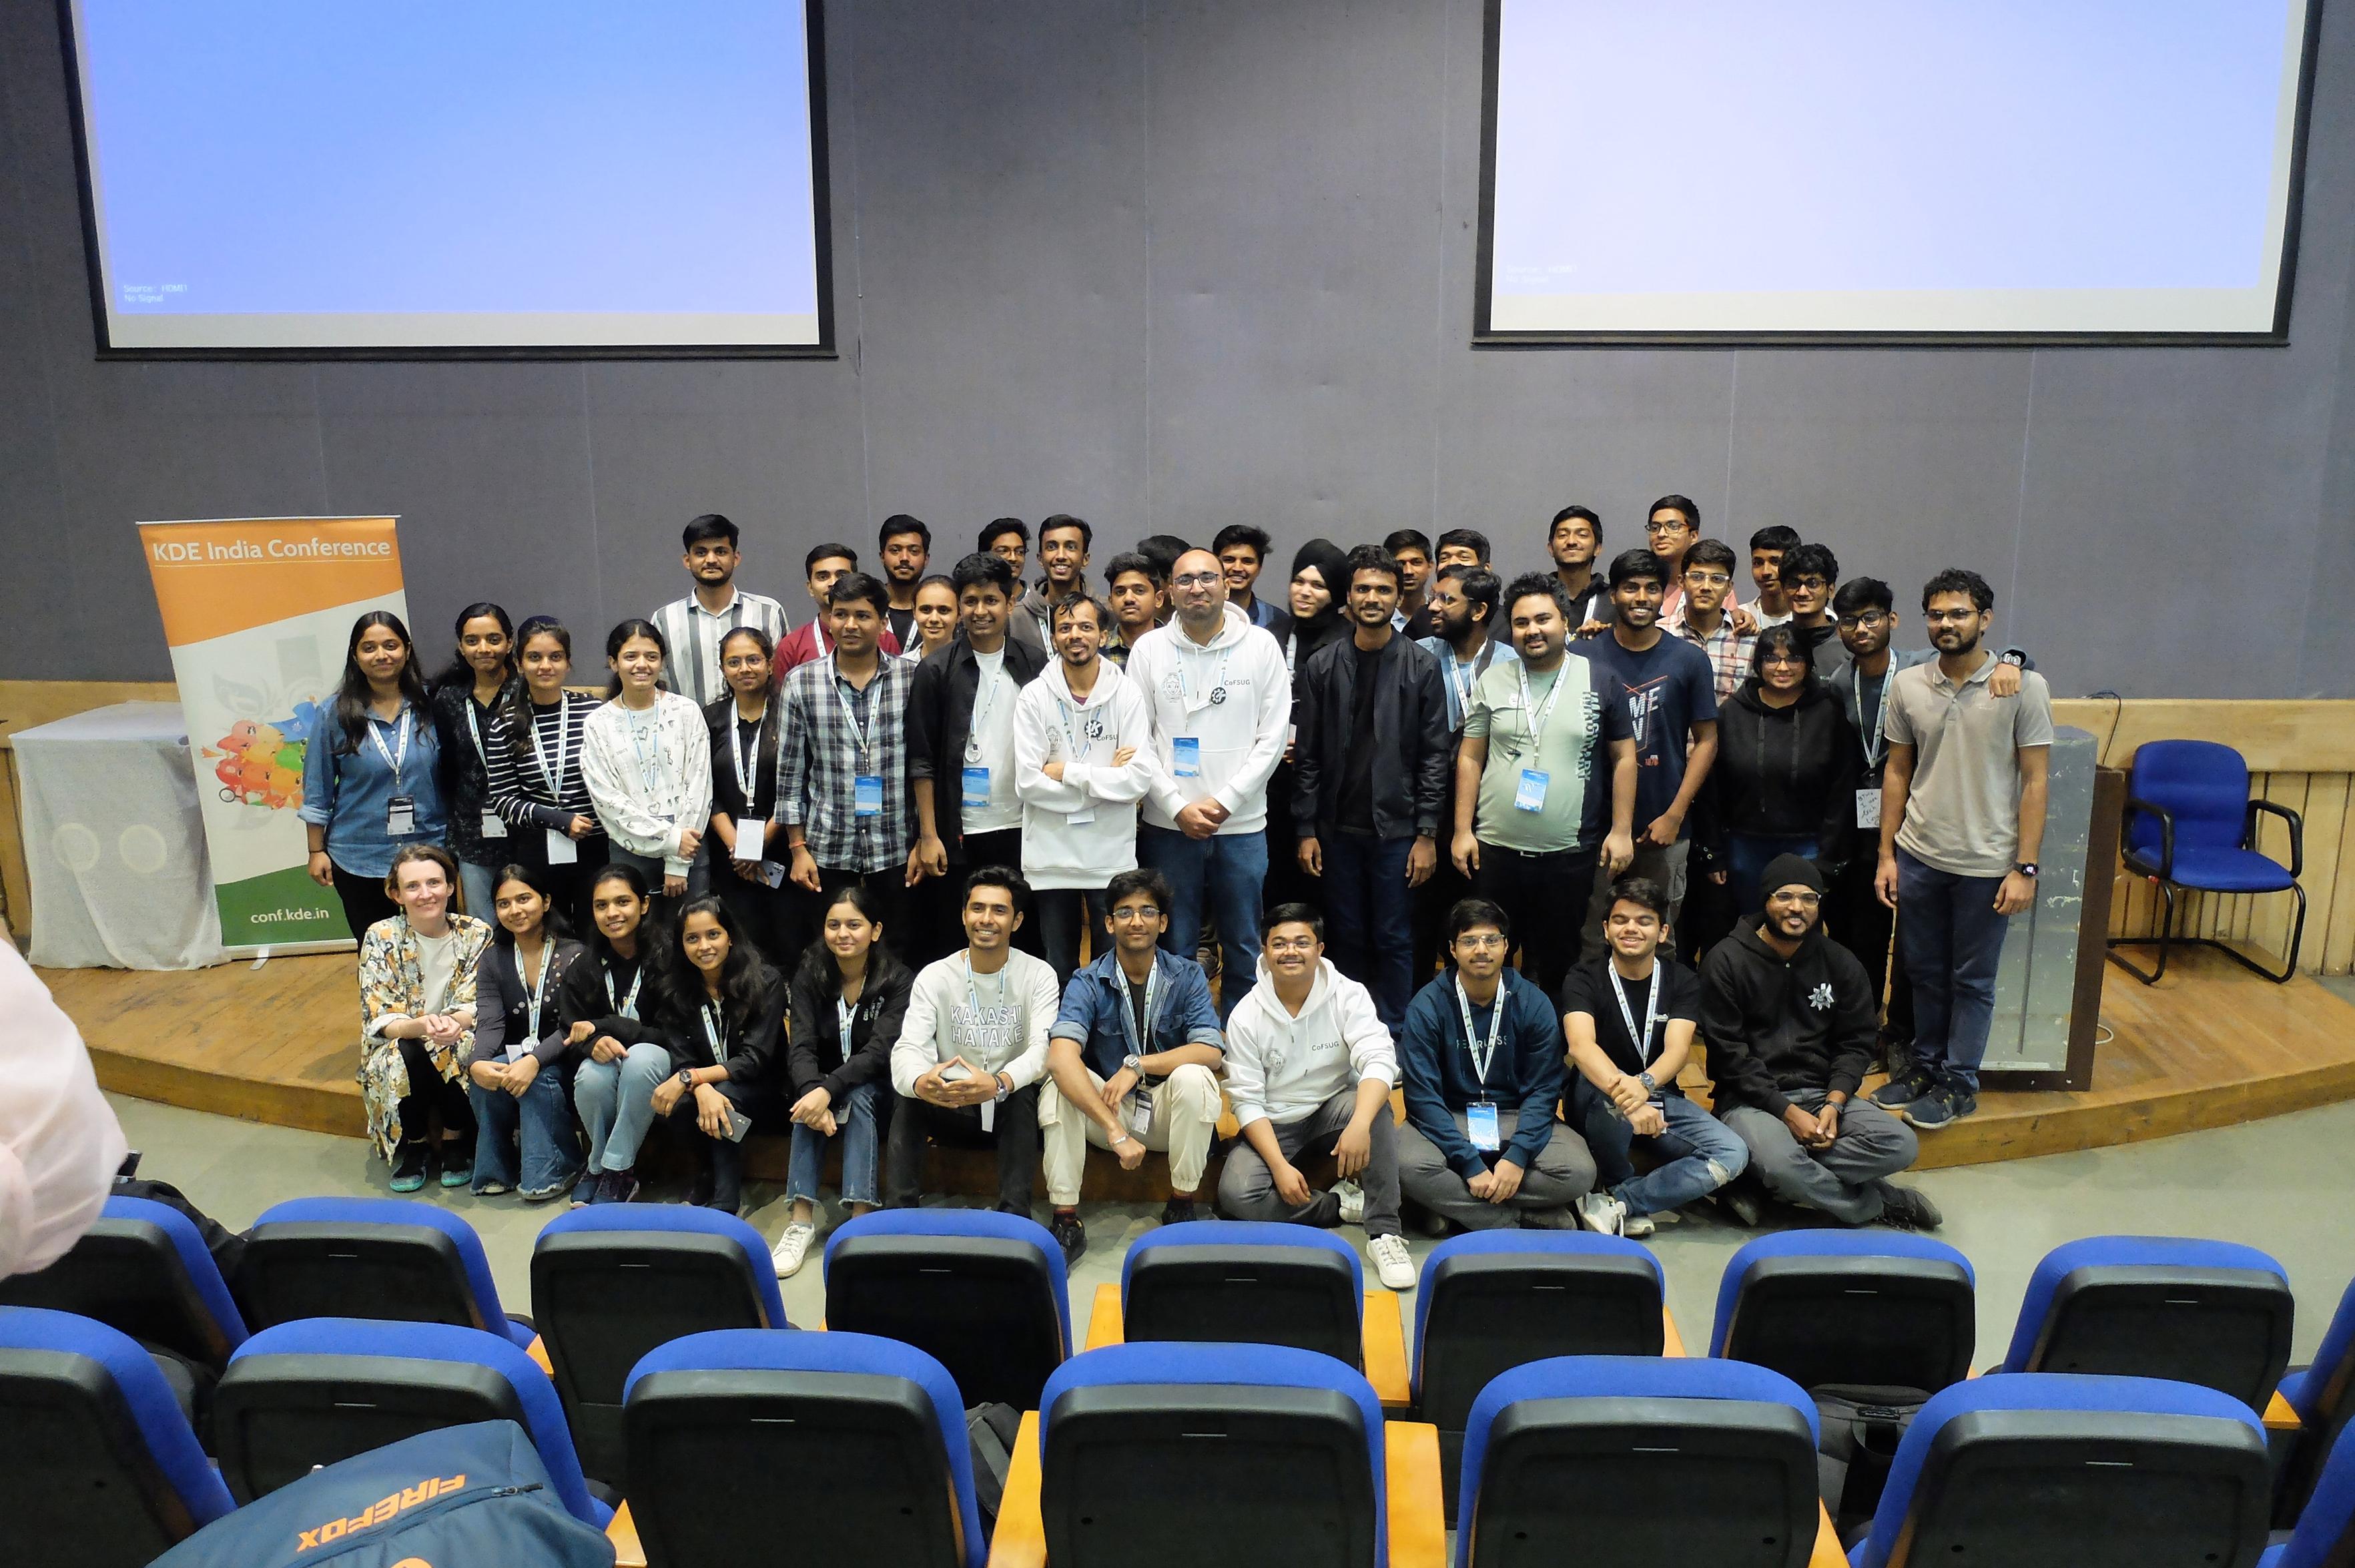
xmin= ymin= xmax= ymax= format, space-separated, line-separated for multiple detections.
xmin=1124 ymin=1220 xmax=1366 ymax=1368
xmin=0 ymin=1306 xmax=234 ymax=1568
xmin=1710 ymin=1230 xmax=1976 ymax=1393
xmin=212 ymin=1316 xmax=607 ymax=1527
xmin=1455 ymin=1354 xmax=1820 ymax=1568
xmin=2278 ymin=1272 xmax=2355 ymax=1521
xmin=625 ymin=1329 xmax=984 ymax=1568
xmin=2270 ymin=1417 xmax=2355 ymax=1567
xmin=1850 ymin=1373 xmax=2271 ymax=1568
xmin=234 ymin=1196 xmax=534 ymax=1346
xmin=823 ymin=1209 xmax=1071 ymax=1410
xmin=2108 ymin=739 xmax=2305 ymax=984
xmin=530 ymin=1204 xmax=789 ymax=1487
xmin=1999 ymin=1236 xmax=2294 ymax=1413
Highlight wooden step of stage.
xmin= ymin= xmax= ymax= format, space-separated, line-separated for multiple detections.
xmin=45 ymin=946 xmax=2355 ymax=1187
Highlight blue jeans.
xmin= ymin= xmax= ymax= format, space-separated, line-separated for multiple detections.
xmin=1895 ymin=848 xmax=2010 ymax=1091
xmin=1319 ymin=829 xmax=1416 ymax=1030
xmin=468 ymin=1062 xmax=581 ymax=1196
xmin=785 ymin=1080 xmax=883 ymax=1209
xmin=573 ymin=1042 xmax=673 ymax=1174
xmin=1139 ymin=825 xmax=1269 ymax=1020
xmin=1572 ymin=1078 xmax=1749 ymax=1218
xmin=1726 ymin=833 xmax=1817 ymax=925
xmin=458 ymin=860 xmax=502 ymax=926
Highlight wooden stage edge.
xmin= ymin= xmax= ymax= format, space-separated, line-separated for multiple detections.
xmin=45 ymin=945 xmax=2355 ymax=1177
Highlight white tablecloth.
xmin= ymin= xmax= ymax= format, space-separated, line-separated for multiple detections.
xmin=13 ymin=702 xmax=227 ymax=969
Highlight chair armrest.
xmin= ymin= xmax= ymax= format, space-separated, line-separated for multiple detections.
xmin=2248 ymin=799 xmax=2304 ymax=879
xmin=1363 ymin=1291 xmax=1412 ymax=1410
xmin=525 ymin=1333 xmax=553 ymax=1377
xmin=987 ymin=1410 xmax=1047 ymax=1568
xmin=2264 ymin=1389 xmax=2302 ymax=1433
xmin=1810 ymin=1502 xmax=1845 ymax=1567
xmin=2121 ymin=795 xmax=2174 ymax=881
xmin=1086 ymin=1282 xmax=1125 ymax=1350
xmin=607 ymin=1500 xmax=646 ymax=1568
xmin=1386 ymin=1421 xmax=1448 ymax=1568
xmin=1661 ymin=1305 xmax=1686 ymax=1358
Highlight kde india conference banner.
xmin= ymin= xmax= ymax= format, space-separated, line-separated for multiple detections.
xmin=141 ymin=516 xmax=406 ymax=954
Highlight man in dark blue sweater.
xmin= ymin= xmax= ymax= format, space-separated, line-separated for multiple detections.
xmin=1395 ymin=897 xmax=1593 ymax=1231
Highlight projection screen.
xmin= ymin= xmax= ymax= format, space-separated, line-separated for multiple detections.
xmin=62 ymin=0 xmax=829 ymax=354
xmin=1477 ymin=0 xmax=2320 ymax=344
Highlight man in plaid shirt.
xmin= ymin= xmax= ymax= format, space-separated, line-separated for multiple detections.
xmin=1671 ymin=539 xmax=1755 ymax=705
xmin=778 ymin=570 xmax=921 ymax=944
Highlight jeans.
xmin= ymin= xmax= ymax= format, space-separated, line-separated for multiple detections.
xmin=468 ymin=1061 xmax=581 ymax=1196
xmin=1139 ymin=825 xmax=1269 ymax=1020
xmin=458 ymin=860 xmax=502 ymax=926
xmin=1041 ymin=1063 xmax=1223 ymax=1206
xmin=1718 ymin=1090 xmax=1919 ymax=1226
xmin=1319 ymin=829 xmax=1417 ymax=1031
xmin=1395 ymin=1113 xmax=1594 ymax=1230
xmin=786 ymin=1079 xmax=884 ymax=1209
xmin=1725 ymin=833 xmax=1818 ymax=929
xmin=573 ymin=1042 xmax=673 ymax=1174
xmin=1217 ymin=1089 xmax=1402 ymax=1238
xmin=1475 ymin=843 xmax=1599 ymax=1001
xmin=1895 ymin=848 xmax=2011 ymax=1091
xmin=1033 ymin=888 xmax=1110 ymax=992
xmin=1570 ymin=1079 xmax=1748 ymax=1218
xmin=1580 ymin=838 xmax=1691 ymax=962
xmin=886 ymin=1084 xmax=1043 ymax=1213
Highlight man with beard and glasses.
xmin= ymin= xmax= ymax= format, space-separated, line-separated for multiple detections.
xmin=1415 ymin=563 xmax=1518 ymax=976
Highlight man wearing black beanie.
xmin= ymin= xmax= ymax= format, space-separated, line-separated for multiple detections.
xmin=1698 ymin=853 xmax=1940 ymax=1229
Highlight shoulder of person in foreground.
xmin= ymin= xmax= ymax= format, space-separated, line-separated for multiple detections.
xmin=0 ymin=943 xmax=129 ymax=1279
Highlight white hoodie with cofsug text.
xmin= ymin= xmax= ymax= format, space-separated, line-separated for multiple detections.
xmin=1222 ymin=956 xmax=1396 ymax=1130
xmin=1012 ymin=657 xmax=1157 ymax=889
xmin=1124 ymin=604 xmax=1290 ymax=835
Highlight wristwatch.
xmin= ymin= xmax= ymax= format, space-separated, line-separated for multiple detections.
xmin=2012 ymin=862 xmax=2039 ymax=878
xmin=1122 ymin=1053 xmax=1144 ymax=1076
xmin=1637 ymin=1071 xmax=1658 ymax=1092
xmin=994 ymin=1073 xmax=1012 ymax=1103
xmin=675 ymin=1068 xmax=695 ymax=1091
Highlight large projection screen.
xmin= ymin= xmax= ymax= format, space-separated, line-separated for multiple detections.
xmin=62 ymin=1 xmax=829 ymax=355
xmin=1478 ymin=1 xmax=2320 ymax=344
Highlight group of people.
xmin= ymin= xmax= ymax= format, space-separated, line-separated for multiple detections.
xmin=308 ymin=500 xmax=2054 ymax=1284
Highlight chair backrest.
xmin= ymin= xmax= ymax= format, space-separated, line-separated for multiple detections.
xmin=2280 ymin=1273 xmax=2355 ymax=1518
xmin=530 ymin=1204 xmax=789 ymax=1486
xmin=0 ymin=1306 xmax=234 ymax=1568
xmin=2001 ymin=1236 xmax=2294 ymax=1411
xmin=212 ymin=1316 xmax=605 ymax=1527
xmin=2129 ymin=741 xmax=2252 ymax=859
xmin=0 ymin=1196 xmax=249 ymax=1368
xmin=1039 ymin=1341 xmax=1387 ymax=1568
xmin=1851 ymin=1373 xmax=2272 ymax=1568
xmin=1415 ymin=1232 xmax=1664 ymax=1423
xmin=1455 ymin=1354 xmax=1820 ymax=1568
xmin=822 ymin=1210 xmax=1071 ymax=1411
xmin=1711 ymin=1231 xmax=1976 ymax=1395
xmin=1122 ymin=1220 xmax=1365 ymax=1368
xmin=235 ymin=1196 xmax=529 ymax=1346
xmin=625 ymin=1328 xmax=984 ymax=1568
xmin=2274 ymin=1415 xmax=2355 ymax=1568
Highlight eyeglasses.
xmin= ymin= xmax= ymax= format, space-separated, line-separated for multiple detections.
xmin=1108 ymin=905 xmax=1162 ymax=922
xmin=1265 ymin=935 xmax=1319 ymax=953
xmin=1170 ymin=571 xmax=1221 ymax=589
xmin=1923 ymin=609 xmax=1981 ymax=625
xmin=1683 ymin=571 xmax=1731 ymax=588
xmin=1644 ymin=520 xmax=1690 ymax=534
xmin=1786 ymin=576 xmax=1831 ymax=591
xmin=1835 ymin=613 xmax=1890 ymax=631
xmin=1453 ymin=933 xmax=1508 ymax=950
xmin=1766 ymin=891 xmax=1822 ymax=907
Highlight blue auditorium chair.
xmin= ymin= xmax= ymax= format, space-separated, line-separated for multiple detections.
xmin=210 ymin=1315 xmax=608 ymax=1527
xmin=1123 ymin=1220 xmax=1367 ymax=1366
xmin=0 ymin=1306 xmax=234 ymax=1568
xmin=2277 ymin=1272 xmax=2355 ymax=1520
xmin=234 ymin=1196 xmax=534 ymax=1345
xmin=1999 ymin=1236 xmax=2294 ymax=1413
xmin=1848 ymin=1373 xmax=2272 ymax=1568
xmin=2269 ymin=1417 xmax=2355 ymax=1567
xmin=623 ymin=1328 xmax=983 ymax=1568
xmin=823 ymin=1209 xmax=1071 ymax=1411
xmin=2107 ymin=739 xmax=2306 ymax=984
xmin=1453 ymin=1354 xmax=1824 ymax=1568
xmin=529 ymin=1204 xmax=789 ymax=1487
xmin=0 ymin=1194 xmax=249 ymax=1373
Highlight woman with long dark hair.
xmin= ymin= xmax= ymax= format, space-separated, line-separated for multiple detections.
xmin=652 ymin=895 xmax=784 ymax=1218
xmin=464 ymin=863 xmax=587 ymax=1201
xmin=581 ymin=619 xmax=711 ymax=907
xmin=704 ymin=625 xmax=793 ymax=964
xmin=563 ymin=863 xmax=673 ymax=1205
xmin=302 ymin=610 xmax=446 ymax=938
xmin=1264 ymin=537 xmax=1352 ymax=917
xmin=429 ymin=603 xmax=519 ymax=919
xmin=485 ymin=617 xmax=608 ymax=929
xmin=1702 ymin=624 xmax=1860 ymax=923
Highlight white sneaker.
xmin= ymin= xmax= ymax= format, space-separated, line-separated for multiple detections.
xmin=769 ymin=1220 xmax=818 ymax=1278
xmin=1333 ymin=1179 xmax=1366 ymax=1225
xmin=1622 ymin=1210 xmax=1656 ymax=1240
xmin=1576 ymin=1191 xmax=1627 ymax=1236
xmin=1367 ymin=1233 xmax=1417 ymax=1292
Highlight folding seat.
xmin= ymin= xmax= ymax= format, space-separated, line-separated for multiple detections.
xmin=1411 ymin=1232 xmax=1668 ymax=1523
xmin=233 ymin=1196 xmax=535 ymax=1346
xmin=621 ymin=1328 xmax=983 ymax=1568
xmin=1453 ymin=1354 xmax=1825 ymax=1568
xmin=1848 ymin=1373 xmax=2272 ymax=1568
xmin=2267 ymin=1416 xmax=2355 ymax=1567
xmin=529 ymin=1204 xmax=789 ymax=1487
xmin=0 ymin=1194 xmax=249 ymax=1372
xmin=1998 ymin=1236 xmax=2294 ymax=1412
xmin=0 ymin=1306 xmax=234 ymax=1568
xmin=210 ymin=1314 xmax=609 ymax=1527
xmin=822 ymin=1209 xmax=1070 ymax=1410
xmin=2277 ymin=1273 xmax=2355 ymax=1520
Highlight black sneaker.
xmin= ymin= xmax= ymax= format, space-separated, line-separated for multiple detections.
xmin=1878 ymin=1185 xmax=1944 ymax=1231
xmin=1869 ymin=1062 xmax=1938 ymax=1110
xmin=1050 ymin=1210 xmax=1086 ymax=1263
xmin=1904 ymin=1081 xmax=1978 ymax=1131
xmin=1718 ymin=1181 xmax=1766 ymax=1228
xmin=1158 ymin=1197 xmax=1197 ymax=1227
xmin=597 ymin=1167 xmax=641 ymax=1205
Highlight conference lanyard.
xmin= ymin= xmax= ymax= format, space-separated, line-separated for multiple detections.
xmin=605 ymin=962 xmax=643 ymax=1022
xmin=1054 ymin=695 xmax=1107 ymax=763
xmin=1126 ymin=958 xmax=1163 ymax=1055
xmin=1611 ymin=962 xmax=1663 ymax=1068
xmin=702 ymin=1002 xmax=727 ymax=1063
xmin=1515 ymin=663 xmax=1568 ymax=751
xmin=964 ymin=961 xmax=1010 ymax=1060
xmin=831 ymin=657 xmax=876 ymax=763
xmin=625 ymin=706 xmax=669 ymax=801
xmin=531 ymin=701 xmax=573 ymax=800
xmin=464 ymin=700 xmax=493 ymax=768
xmin=966 ymin=658 xmax=1006 ymax=763
xmin=837 ymin=992 xmax=858 ymax=1046
xmin=1446 ymin=641 xmax=1495 ymax=725
xmin=1454 ymin=974 xmax=1507 ymax=1084
xmin=732 ymin=706 xmax=766 ymax=803
xmin=1855 ymin=667 xmax=1890 ymax=769
xmin=520 ymin=943 xmax=553 ymax=1043
xmin=1177 ymin=641 xmax=1233 ymax=711
xmin=368 ymin=709 xmax=412 ymax=791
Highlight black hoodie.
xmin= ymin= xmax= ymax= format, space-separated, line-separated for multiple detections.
xmin=1700 ymin=677 xmax=1859 ymax=867
xmin=1698 ymin=921 xmax=1879 ymax=1116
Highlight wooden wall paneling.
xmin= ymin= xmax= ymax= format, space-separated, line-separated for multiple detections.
xmin=2299 ymin=773 xmax=2350 ymax=975
xmin=2053 ymin=699 xmax=2355 ymax=773
xmin=2328 ymin=795 xmax=2355 ymax=973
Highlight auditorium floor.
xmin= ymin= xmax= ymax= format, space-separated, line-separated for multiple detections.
xmin=105 ymin=1090 xmax=2355 ymax=1370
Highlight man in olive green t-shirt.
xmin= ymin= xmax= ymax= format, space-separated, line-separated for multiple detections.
xmin=1451 ymin=574 xmax=1636 ymax=996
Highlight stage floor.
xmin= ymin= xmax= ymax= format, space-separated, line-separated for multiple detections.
xmin=45 ymin=946 xmax=2355 ymax=1174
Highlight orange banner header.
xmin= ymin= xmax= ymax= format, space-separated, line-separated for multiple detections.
xmin=142 ymin=516 xmax=404 ymax=645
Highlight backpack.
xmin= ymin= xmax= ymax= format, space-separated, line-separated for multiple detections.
xmin=1814 ymin=1382 xmax=1931 ymax=1543
xmin=967 ymin=1400 xmax=1026 ymax=1533
xmin=151 ymin=1419 xmax=615 ymax=1568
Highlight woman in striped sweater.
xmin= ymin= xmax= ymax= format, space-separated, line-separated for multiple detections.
xmin=486 ymin=617 xmax=609 ymax=932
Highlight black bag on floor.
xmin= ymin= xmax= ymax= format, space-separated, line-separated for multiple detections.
xmin=1815 ymin=1383 xmax=1931 ymax=1541
xmin=150 ymin=1419 xmax=613 ymax=1568
xmin=968 ymin=1399 xmax=1025 ymax=1533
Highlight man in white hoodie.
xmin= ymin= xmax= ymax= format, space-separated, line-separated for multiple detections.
xmin=1126 ymin=548 xmax=1291 ymax=1020
xmin=1014 ymin=595 xmax=1158 ymax=988
xmin=1217 ymin=903 xmax=1417 ymax=1290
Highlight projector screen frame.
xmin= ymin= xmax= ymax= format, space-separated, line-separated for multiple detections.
xmin=55 ymin=0 xmax=838 ymax=362
xmin=1470 ymin=0 xmax=2325 ymax=350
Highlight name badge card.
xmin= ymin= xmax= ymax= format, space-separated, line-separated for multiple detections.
xmin=854 ymin=775 xmax=884 ymax=818
xmin=1855 ymin=787 xmax=1883 ymax=829
xmin=961 ymin=765 xmax=992 ymax=810
xmin=1172 ymin=737 xmax=1202 ymax=779
xmin=1466 ymin=1101 xmax=1502 ymax=1151
xmin=479 ymin=811 xmax=507 ymax=839
xmin=1068 ymin=803 xmax=1096 ymax=827
xmin=1513 ymin=770 xmax=1549 ymax=813
xmin=546 ymin=828 xmax=579 ymax=865
xmin=386 ymin=795 xmax=416 ymax=835
xmin=733 ymin=826 xmax=765 ymax=864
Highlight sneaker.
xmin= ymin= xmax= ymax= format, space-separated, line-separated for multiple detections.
xmin=770 ymin=1220 xmax=819 ymax=1278
xmin=1718 ymin=1182 xmax=1766 ymax=1228
xmin=1576 ymin=1190 xmax=1627 ymax=1236
xmin=1367 ymin=1233 xmax=1417 ymax=1292
xmin=474 ymin=1178 xmax=513 ymax=1198
xmin=389 ymin=1144 xmax=430 ymax=1194
xmin=1519 ymin=1205 xmax=1576 ymax=1231
xmin=1622 ymin=1210 xmax=1656 ymax=1240
xmin=1158 ymin=1197 xmax=1197 ymax=1227
xmin=520 ymin=1179 xmax=568 ymax=1203
xmin=595 ymin=1168 xmax=641 ymax=1206
xmin=569 ymin=1170 xmax=601 ymax=1208
xmin=1869 ymin=1062 xmax=1937 ymax=1110
xmin=1333 ymin=1179 xmax=1366 ymax=1225
xmin=1904 ymin=1082 xmax=1977 ymax=1131
xmin=439 ymin=1142 xmax=473 ymax=1188
xmin=1050 ymin=1210 xmax=1087 ymax=1264
xmin=1878 ymin=1185 xmax=1945 ymax=1231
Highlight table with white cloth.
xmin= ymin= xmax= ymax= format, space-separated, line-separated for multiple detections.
xmin=11 ymin=702 xmax=227 ymax=969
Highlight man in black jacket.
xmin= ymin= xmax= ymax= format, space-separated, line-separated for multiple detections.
xmin=1699 ymin=854 xmax=1939 ymax=1229
xmin=1293 ymin=543 xmax=1450 ymax=1030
